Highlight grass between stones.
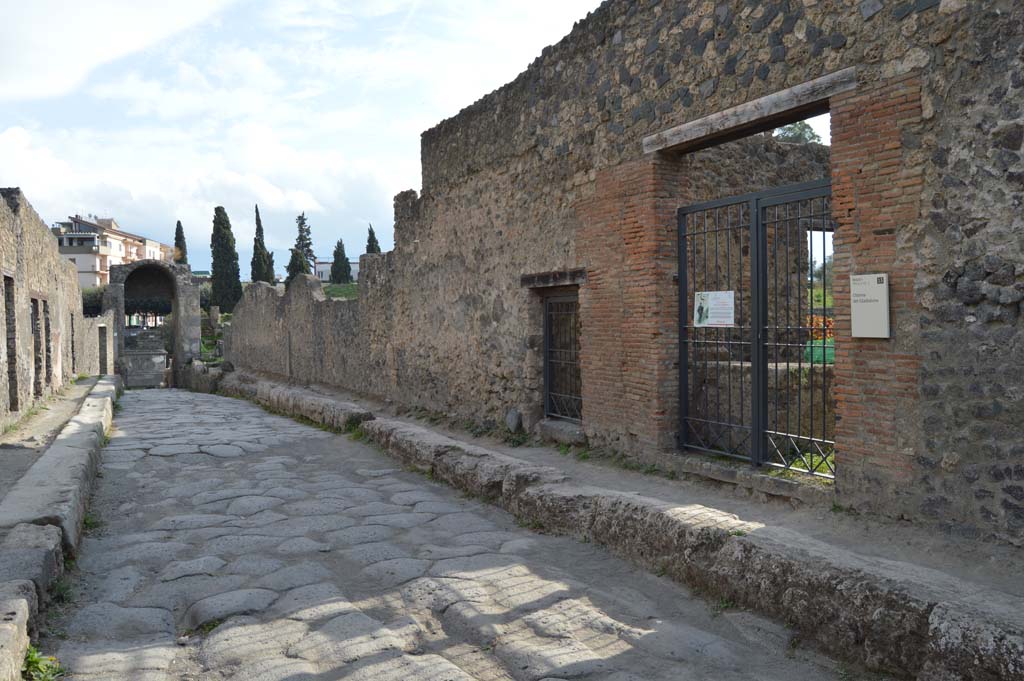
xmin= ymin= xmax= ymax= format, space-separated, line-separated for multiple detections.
xmin=250 ymin=401 xmax=346 ymax=435
xmin=82 ymin=512 xmax=103 ymax=533
xmin=49 ymin=577 xmax=74 ymax=606
xmin=21 ymin=645 xmax=65 ymax=681
xmin=181 ymin=618 xmax=225 ymax=638
xmin=1 ymin=404 xmax=44 ymax=436
xmin=710 ymin=598 xmax=736 ymax=616
xmin=400 ymin=406 xmax=535 ymax=448
xmin=347 ymin=423 xmax=369 ymax=442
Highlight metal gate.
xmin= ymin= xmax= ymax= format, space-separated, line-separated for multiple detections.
xmin=678 ymin=179 xmax=835 ymax=477
xmin=544 ymin=294 xmax=582 ymax=421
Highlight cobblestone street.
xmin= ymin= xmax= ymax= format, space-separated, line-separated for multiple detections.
xmin=46 ymin=390 xmax=847 ymax=680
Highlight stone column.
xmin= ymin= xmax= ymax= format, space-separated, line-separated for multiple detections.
xmin=102 ymin=283 xmax=125 ymax=374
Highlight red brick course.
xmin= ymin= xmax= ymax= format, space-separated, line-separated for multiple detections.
xmin=830 ymin=75 xmax=924 ymax=492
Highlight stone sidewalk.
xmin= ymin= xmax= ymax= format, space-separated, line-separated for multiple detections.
xmin=44 ymin=390 xmax=854 ymax=681
xmin=0 ymin=376 xmax=98 ymax=503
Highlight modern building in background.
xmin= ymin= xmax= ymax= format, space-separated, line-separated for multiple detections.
xmin=314 ymin=260 xmax=359 ymax=283
xmin=51 ymin=215 xmax=173 ymax=288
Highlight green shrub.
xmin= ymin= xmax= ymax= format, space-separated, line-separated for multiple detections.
xmin=803 ymin=338 xmax=834 ymax=364
xmin=22 ymin=645 xmax=64 ymax=681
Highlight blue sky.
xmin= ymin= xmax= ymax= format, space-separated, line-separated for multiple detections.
xmin=1 ymin=1 xmax=829 ymax=274
xmin=0 ymin=0 xmax=606 ymax=271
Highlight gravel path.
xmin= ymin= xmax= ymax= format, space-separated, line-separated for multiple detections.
xmin=44 ymin=389 xmax=848 ymax=680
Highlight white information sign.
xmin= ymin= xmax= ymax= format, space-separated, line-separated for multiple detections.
xmin=694 ymin=291 xmax=735 ymax=328
xmin=850 ymin=273 xmax=890 ymax=338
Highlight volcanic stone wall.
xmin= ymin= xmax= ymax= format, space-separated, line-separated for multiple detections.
xmin=226 ymin=0 xmax=1024 ymax=542
xmin=0 ymin=189 xmax=110 ymax=425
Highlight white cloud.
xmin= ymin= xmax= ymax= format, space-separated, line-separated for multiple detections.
xmin=0 ymin=0 xmax=238 ymax=101
xmin=1 ymin=0 xmax=604 ymax=269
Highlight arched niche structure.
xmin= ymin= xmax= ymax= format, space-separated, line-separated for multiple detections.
xmin=104 ymin=260 xmax=201 ymax=386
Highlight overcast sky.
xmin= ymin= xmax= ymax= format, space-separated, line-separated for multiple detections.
xmin=1 ymin=1 xmax=829 ymax=273
xmin=0 ymin=0 xmax=606 ymax=271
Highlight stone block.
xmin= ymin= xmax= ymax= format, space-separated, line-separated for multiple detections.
xmin=0 ymin=581 xmax=35 ymax=681
xmin=536 ymin=419 xmax=587 ymax=447
xmin=0 ymin=524 xmax=63 ymax=601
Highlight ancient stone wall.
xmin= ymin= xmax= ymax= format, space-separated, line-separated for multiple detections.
xmin=226 ymin=277 xmax=364 ymax=389
xmin=228 ymin=136 xmax=825 ymax=422
xmin=75 ymin=311 xmax=115 ymax=378
xmin=226 ymin=1 xmax=1024 ymax=542
xmin=0 ymin=189 xmax=111 ymax=425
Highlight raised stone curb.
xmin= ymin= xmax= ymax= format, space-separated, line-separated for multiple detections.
xmin=360 ymin=419 xmax=568 ymax=505
xmin=0 ymin=376 xmax=123 ymax=556
xmin=203 ymin=371 xmax=1024 ymax=680
xmin=0 ymin=524 xmax=63 ymax=604
xmin=0 ymin=376 xmax=121 ymax=681
xmin=218 ymin=371 xmax=372 ymax=432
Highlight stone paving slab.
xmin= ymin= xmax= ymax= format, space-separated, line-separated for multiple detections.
xmin=40 ymin=389 xmax=857 ymax=681
xmin=212 ymin=371 xmax=1024 ymax=681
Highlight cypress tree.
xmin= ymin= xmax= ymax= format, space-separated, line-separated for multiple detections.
xmin=365 ymin=223 xmax=381 ymax=254
xmin=295 ymin=213 xmax=315 ymax=268
xmin=173 ymin=220 xmax=188 ymax=264
xmin=210 ymin=206 xmax=243 ymax=311
xmin=285 ymin=248 xmax=310 ymax=285
xmin=251 ymin=204 xmax=274 ymax=283
xmin=330 ymin=239 xmax=352 ymax=284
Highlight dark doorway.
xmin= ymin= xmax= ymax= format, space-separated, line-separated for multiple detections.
xmin=4 ymin=276 xmax=17 ymax=410
xmin=43 ymin=300 xmax=52 ymax=387
xmin=543 ymin=292 xmax=582 ymax=422
xmin=122 ymin=264 xmax=175 ymax=388
xmin=98 ymin=326 xmax=108 ymax=375
xmin=30 ymin=299 xmax=42 ymax=398
xmin=678 ymin=179 xmax=835 ymax=477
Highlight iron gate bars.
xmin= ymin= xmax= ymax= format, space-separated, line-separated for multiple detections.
xmin=678 ymin=179 xmax=835 ymax=478
xmin=544 ymin=294 xmax=582 ymax=421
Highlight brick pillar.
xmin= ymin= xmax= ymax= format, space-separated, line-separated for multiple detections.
xmin=576 ymin=155 xmax=683 ymax=453
xmin=830 ymin=74 xmax=924 ymax=507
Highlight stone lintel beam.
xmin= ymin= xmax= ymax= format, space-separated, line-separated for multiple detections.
xmin=642 ymin=67 xmax=857 ymax=155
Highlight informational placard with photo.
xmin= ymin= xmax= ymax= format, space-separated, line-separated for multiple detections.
xmin=694 ymin=291 xmax=735 ymax=328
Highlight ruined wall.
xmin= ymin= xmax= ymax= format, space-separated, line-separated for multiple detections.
xmin=75 ymin=311 xmax=115 ymax=378
xmin=227 ymin=1 xmax=1024 ymax=542
xmin=226 ymin=278 xmax=365 ymax=390
xmin=228 ymin=136 xmax=825 ymax=424
xmin=0 ymin=189 xmax=110 ymax=426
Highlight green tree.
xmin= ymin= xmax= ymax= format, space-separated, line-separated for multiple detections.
xmin=173 ymin=220 xmax=188 ymax=264
xmin=774 ymin=120 xmax=823 ymax=144
xmin=294 ymin=212 xmax=315 ymax=268
xmin=250 ymin=204 xmax=275 ymax=283
xmin=81 ymin=286 xmax=106 ymax=316
xmin=330 ymin=239 xmax=352 ymax=284
xmin=365 ymin=223 xmax=381 ymax=254
xmin=210 ymin=206 xmax=243 ymax=311
xmin=285 ymin=247 xmax=311 ymax=285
